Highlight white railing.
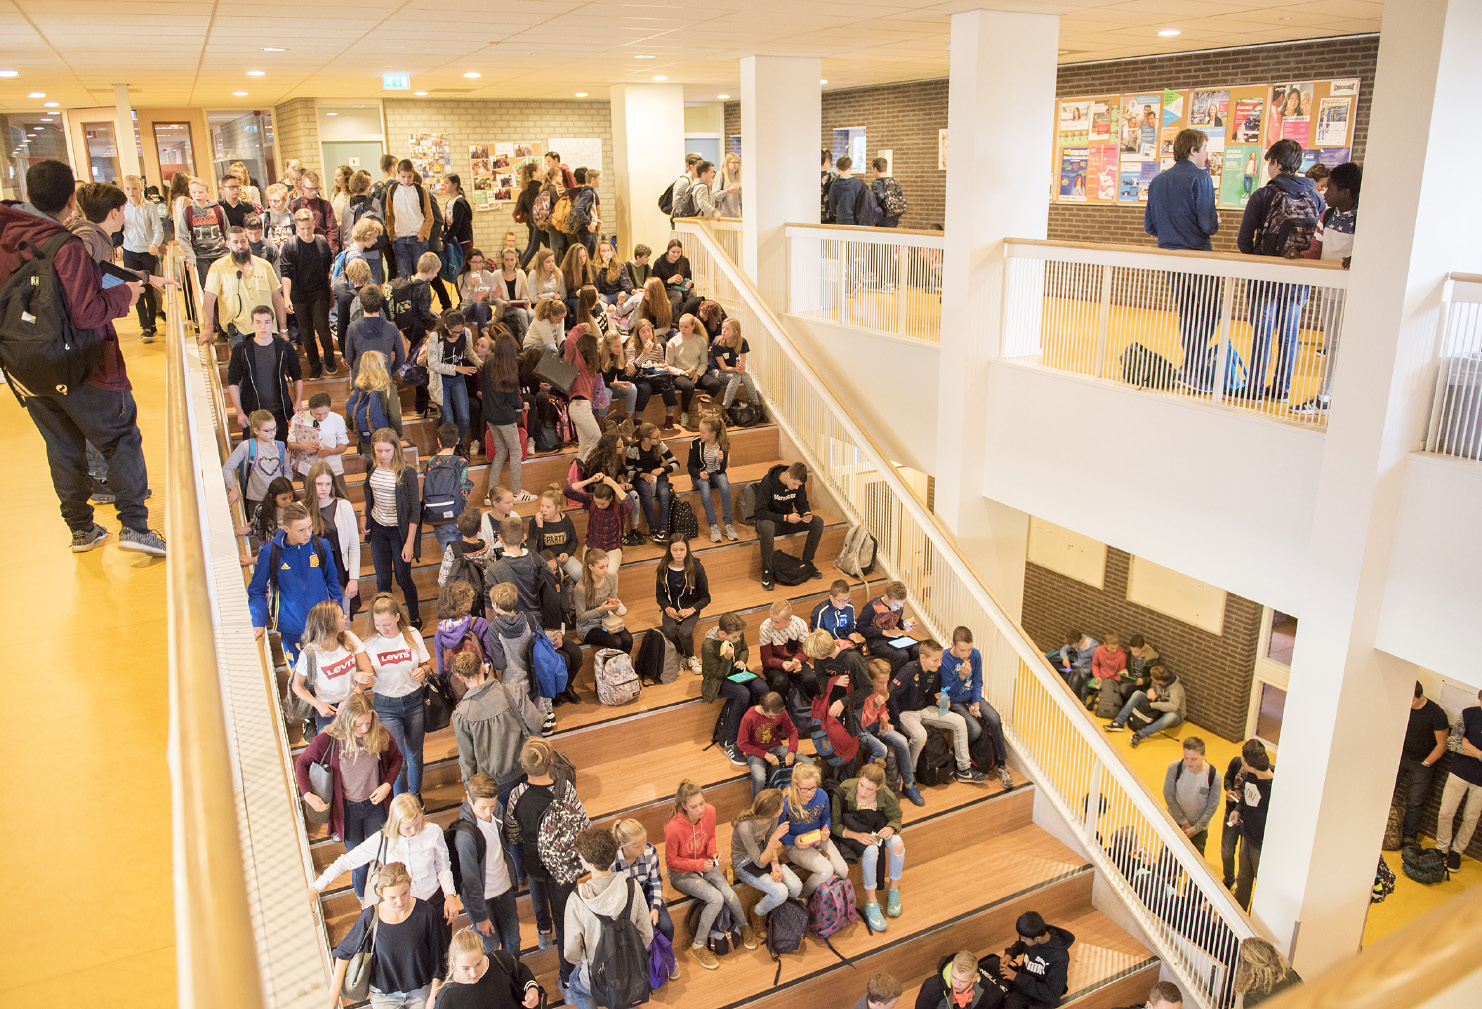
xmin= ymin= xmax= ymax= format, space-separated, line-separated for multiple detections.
xmin=786 ymin=223 xmax=944 ymax=344
xmin=1003 ymin=239 xmax=1349 ymax=427
xmin=712 ymin=216 xmax=741 ymax=265
xmin=676 ymin=221 xmax=1254 ymax=1009
xmin=1423 ymin=273 xmax=1482 ymax=460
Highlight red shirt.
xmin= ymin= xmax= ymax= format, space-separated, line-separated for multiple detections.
xmin=737 ymin=707 xmax=799 ymax=759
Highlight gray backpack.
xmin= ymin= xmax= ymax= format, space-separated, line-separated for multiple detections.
xmin=836 ymin=524 xmax=877 ymax=581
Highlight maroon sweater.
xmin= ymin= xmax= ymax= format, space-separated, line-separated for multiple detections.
xmin=0 ymin=202 xmax=134 ymax=391
xmin=295 ymin=730 xmax=403 ymax=842
xmin=290 ymin=195 xmax=342 ymax=255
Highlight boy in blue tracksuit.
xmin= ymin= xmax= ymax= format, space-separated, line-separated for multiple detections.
xmin=942 ymin=627 xmax=1015 ymax=789
xmin=810 ymin=579 xmax=859 ymax=642
xmin=247 ymin=504 xmax=343 ymax=660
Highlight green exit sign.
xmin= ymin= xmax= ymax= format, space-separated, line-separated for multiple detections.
xmin=382 ymin=73 xmax=411 ymax=91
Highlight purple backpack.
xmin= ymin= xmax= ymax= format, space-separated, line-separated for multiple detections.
xmin=807 ymin=875 xmax=861 ymax=938
xmin=647 ymin=931 xmax=675 ymax=989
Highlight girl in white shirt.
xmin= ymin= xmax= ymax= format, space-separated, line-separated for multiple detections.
xmin=291 ymin=599 xmax=374 ymax=731
xmin=364 ymin=593 xmax=433 ymax=797
xmin=480 ymin=483 xmax=523 ymax=538
xmin=312 ymin=792 xmax=462 ymax=923
xmin=303 ymin=462 xmax=360 ymax=616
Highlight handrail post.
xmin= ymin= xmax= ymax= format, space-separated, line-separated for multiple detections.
xmin=1093 ymin=263 xmax=1114 ymax=379
xmin=1213 ymin=276 xmax=1237 ymax=404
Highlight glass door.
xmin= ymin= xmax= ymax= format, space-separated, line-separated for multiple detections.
xmin=81 ymin=122 xmax=121 ymax=183
xmin=153 ymin=121 xmax=196 ymax=185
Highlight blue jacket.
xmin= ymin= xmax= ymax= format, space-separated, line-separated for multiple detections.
xmin=247 ymin=530 xmax=343 ymax=633
xmin=940 ymin=647 xmax=983 ymax=705
xmin=809 ymin=598 xmax=857 ymax=639
xmin=826 ymin=175 xmax=865 ymax=226
xmin=1144 ymin=159 xmax=1218 ymax=251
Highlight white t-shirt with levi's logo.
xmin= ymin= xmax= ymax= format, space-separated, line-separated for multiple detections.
xmin=294 ymin=632 xmax=366 ymax=705
xmin=365 ymin=630 xmax=431 ymax=698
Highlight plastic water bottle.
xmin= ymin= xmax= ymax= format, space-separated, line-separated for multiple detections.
xmin=938 ymin=690 xmax=950 ymax=716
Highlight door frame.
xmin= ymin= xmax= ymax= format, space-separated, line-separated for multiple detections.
xmin=1246 ymin=605 xmax=1291 ymax=745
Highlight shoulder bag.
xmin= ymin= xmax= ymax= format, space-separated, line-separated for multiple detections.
xmin=535 ymin=350 xmax=579 ymax=397
xmin=303 ymin=732 xmax=334 ymax=826
xmin=341 ymin=909 xmax=380 ymax=1001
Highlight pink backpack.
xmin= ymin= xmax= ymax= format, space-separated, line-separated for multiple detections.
xmin=808 ymin=875 xmax=861 ymax=938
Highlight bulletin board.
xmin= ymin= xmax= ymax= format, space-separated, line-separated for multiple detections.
xmin=1051 ymin=77 xmax=1359 ymax=210
xmin=407 ymin=133 xmax=451 ymax=191
xmin=469 ymin=141 xmax=542 ymax=211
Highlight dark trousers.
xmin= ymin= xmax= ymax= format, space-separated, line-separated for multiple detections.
xmin=527 ymin=872 xmax=575 ymax=983
xmin=1167 ymin=271 xmax=1221 ymax=391
xmin=1234 ymin=838 xmax=1262 ymax=910
xmin=343 ymin=797 xmax=388 ymax=900
xmin=367 ymin=519 xmax=420 ymax=623
xmin=292 ymin=293 xmax=337 ymax=375
xmin=757 ymin=515 xmax=824 ymax=571
xmin=26 ymin=383 xmax=151 ymax=533
xmin=662 ymin=612 xmax=700 ymax=658
xmin=674 ymin=375 xmax=697 ymax=412
xmin=582 ymin=626 xmax=635 ymax=653
xmin=336 ymin=291 xmax=356 ymax=353
xmin=720 ymin=678 xmax=768 ymax=745
xmin=1189 ymin=829 xmax=1209 ymax=855
xmin=122 ymin=249 xmax=160 ymax=329
xmin=1220 ymin=811 xmax=1240 ymax=887
xmin=1396 ymin=756 xmax=1439 ymax=840
xmin=520 ymin=222 xmax=547 ymax=269
xmin=473 ymin=888 xmax=522 ymax=958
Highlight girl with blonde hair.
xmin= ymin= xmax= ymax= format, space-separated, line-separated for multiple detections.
xmin=527 ymin=247 xmax=566 ymax=305
xmin=350 ymin=350 xmax=403 ymax=450
xmin=1234 ymin=937 xmax=1302 ymax=1005
xmin=709 ymin=317 xmax=761 ymax=410
xmin=666 ymin=311 xmax=710 ymax=427
xmin=688 ymin=415 xmax=736 ymax=541
xmin=313 ymin=791 xmax=462 ymax=924
xmin=613 ymin=818 xmax=678 ymax=959
xmin=780 ymin=762 xmax=849 ymax=897
xmin=362 ymin=592 xmax=432 ymax=798
xmin=714 ymin=152 xmax=742 ymax=217
xmin=228 ymin=161 xmax=261 ymax=206
xmin=327 ymin=861 xmax=445 ymax=1008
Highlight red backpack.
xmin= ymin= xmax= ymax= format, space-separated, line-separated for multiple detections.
xmin=442 ymin=626 xmax=487 ymax=700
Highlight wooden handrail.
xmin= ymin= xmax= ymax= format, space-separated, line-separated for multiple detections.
xmin=1449 ymin=271 xmax=1482 ymax=285
xmin=784 ymin=220 xmax=946 ymax=239
xmin=164 ymin=248 xmax=267 ymax=1009
xmin=1006 ymin=235 xmax=1349 ymax=270
xmin=1258 ymin=881 xmax=1482 ymax=1009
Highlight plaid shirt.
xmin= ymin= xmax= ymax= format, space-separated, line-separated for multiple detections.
xmin=614 ymin=841 xmax=664 ymax=910
xmin=563 ymin=484 xmax=623 ymax=551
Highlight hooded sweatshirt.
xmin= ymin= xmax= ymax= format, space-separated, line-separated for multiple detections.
xmin=488 ymin=549 xmax=546 ymax=619
xmin=1144 ymin=673 xmax=1187 ymax=720
xmin=563 ymin=871 xmax=654 ymax=969
xmin=1007 ymin=925 xmax=1076 ymax=1006
xmin=753 ymin=462 xmax=812 ymax=527
xmin=487 ymin=610 xmax=538 ymax=698
xmin=434 ymin=613 xmax=493 ymax=677
xmin=1237 ymin=170 xmax=1326 ymax=256
xmin=453 ymin=677 xmax=544 ymax=784
xmin=246 ymin=530 xmax=343 ymax=634
xmin=913 ymin=953 xmax=1009 ymax=1009
xmin=664 ymin=803 xmax=719 ymax=872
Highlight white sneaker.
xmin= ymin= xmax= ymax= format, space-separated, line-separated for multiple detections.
xmin=513 ymin=490 xmax=538 ymax=504
xmin=724 ymin=524 xmax=738 ymax=541
xmin=689 ymin=656 xmax=703 ymax=674
xmin=710 ymin=525 xmax=722 ymax=542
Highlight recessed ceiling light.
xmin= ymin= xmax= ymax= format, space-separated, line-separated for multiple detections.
xmin=635 ymin=55 xmax=655 ymax=59
xmin=820 ymin=79 xmax=828 ymax=85
xmin=28 ymin=91 xmax=44 ymax=98
xmin=1158 ymin=28 xmax=1181 ymax=36
xmin=0 ymin=71 xmax=18 ymax=78
xmin=40 ymin=116 xmax=52 ymax=121
xmin=233 ymin=91 xmax=248 ymax=96
xmin=717 ymin=94 xmax=729 ymax=100
xmin=414 ymin=91 xmax=428 ymax=96
xmin=246 ymin=70 xmax=266 ymax=76
xmin=463 ymin=71 xmax=481 ymax=78
xmin=326 ymin=111 xmax=338 ymax=116
xmin=574 ymin=92 xmax=588 ymax=97
xmin=263 ymin=47 xmax=286 ymax=52
xmin=43 ymin=101 xmax=59 ymax=107
xmin=652 ymin=75 xmax=667 ymax=81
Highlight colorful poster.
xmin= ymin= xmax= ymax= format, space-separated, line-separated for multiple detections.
xmin=1139 ymin=161 xmax=1160 ymax=200
xmin=1090 ymin=144 xmax=1118 ymax=200
xmin=1232 ymin=100 xmax=1264 ymax=143
xmin=1090 ymin=102 xmax=1113 ymax=144
xmin=1269 ymin=82 xmax=1314 ymax=143
xmin=1162 ymin=88 xmax=1184 ymax=127
xmin=1059 ymin=102 xmax=1090 ymax=145
xmin=1190 ymin=90 xmax=1229 ymax=129
xmin=1119 ymin=165 xmax=1142 ymax=202
xmin=407 ymin=133 xmax=451 ymax=190
xmin=1317 ymin=146 xmax=1351 ymax=168
xmin=1059 ymin=148 xmax=1088 ymax=199
xmin=1220 ymin=145 xmax=1260 ymax=208
xmin=1281 ymin=116 xmax=1311 ymax=146
xmin=1121 ymin=95 xmax=1161 ymax=155
xmin=1315 ymin=97 xmax=1350 ymax=146
xmin=1160 ymin=128 xmax=1179 ymax=157
xmin=469 ymin=144 xmax=494 ymax=209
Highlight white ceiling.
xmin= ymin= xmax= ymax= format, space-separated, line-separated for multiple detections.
xmin=0 ymin=0 xmax=1384 ymax=113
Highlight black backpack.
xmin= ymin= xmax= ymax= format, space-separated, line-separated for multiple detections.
xmin=766 ymin=899 xmax=809 ymax=983
xmin=1400 ymin=842 xmax=1449 ymax=885
xmin=668 ymin=499 xmax=699 ymax=542
xmin=968 ymin=713 xmax=999 ymax=772
xmin=446 ymin=550 xmax=487 ymax=618
xmin=1120 ymin=342 xmax=1176 ymax=389
xmin=444 ymin=819 xmax=486 ymax=899
xmin=727 ymin=401 xmax=762 ymax=428
xmin=915 ymin=731 xmax=954 ymax=786
xmin=0 ymin=228 xmax=104 ymax=400
xmin=585 ymin=877 xmax=653 ymax=1009
xmin=657 ymin=182 xmax=676 ymax=216
xmin=771 ymin=551 xmax=810 ymax=586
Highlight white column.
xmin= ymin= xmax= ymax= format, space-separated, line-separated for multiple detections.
xmin=741 ymin=56 xmax=820 ymax=310
xmin=609 ymin=84 xmax=685 ymax=257
xmin=933 ymin=9 xmax=1056 ymax=611
xmin=1255 ymin=0 xmax=1482 ymax=972
xmin=112 ymin=83 xmax=143 ymax=181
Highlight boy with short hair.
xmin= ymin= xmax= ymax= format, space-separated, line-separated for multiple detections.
xmin=870 ymin=158 xmax=907 ymax=229
xmin=811 ymin=579 xmax=862 ymax=648
xmin=345 ymin=284 xmax=406 ymax=381
xmin=425 ymin=422 xmax=474 ymax=552
xmin=736 ymin=691 xmax=802 ymax=797
xmin=453 ymin=652 xmax=544 ymax=792
xmin=889 ymin=640 xmax=989 ymax=785
xmin=856 ymin=971 xmax=905 ymax=1009
xmin=703 ymin=612 xmax=768 ymax=766
xmin=440 ymin=507 xmax=498 ymax=588
xmin=1045 ymin=629 xmax=1098 ymax=694
xmin=626 ymin=243 xmax=654 ymax=288
xmin=450 ymin=772 xmax=522 ymax=955
xmin=1163 ymin=736 xmax=1221 ymax=855
xmin=226 ymin=304 xmax=302 ymax=437
xmin=941 ymin=627 xmax=1015 ymax=790
xmin=564 ymin=825 xmax=653 ymax=1009
xmin=279 ymin=207 xmax=338 ymax=378
xmin=754 ymin=460 xmax=825 ymax=590
xmin=488 ymin=519 xmax=584 ymax=705
xmin=859 ymin=581 xmax=919 ymax=671
xmin=388 ymin=251 xmax=444 ymax=416
xmin=286 ymin=390 xmax=350 ymax=477
xmin=261 ymin=182 xmax=296 ymax=249
xmin=178 ymin=175 xmax=230 ymax=289
xmin=1001 ymin=911 xmax=1076 ymax=1009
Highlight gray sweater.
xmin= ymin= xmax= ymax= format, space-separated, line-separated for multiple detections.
xmin=452 ymin=678 xmax=543 ymax=784
xmin=1163 ymin=758 xmax=1221 ymax=833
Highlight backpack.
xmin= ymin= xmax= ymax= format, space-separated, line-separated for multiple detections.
xmin=737 ymin=483 xmax=758 ymax=524
xmin=594 ymin=647 xmax=641 ymax=705
xmin=767 ymin=764 xmax=795 ymax=792
xmin=1372 ymin=855 xmax=1396 ymax=903
xmin=647 ymin=930 xmax=676 ymax=990
xmin=968 ymin=714 xmax=999 ymax=772
xmin=1120 ymin=342 xmax=1176 ymax=389
xmin=668 ymin=499 xmax=699 ymax=542
xmin=422 ymin=455 xmax=469 ymax=524
xmin=670 ymin=178 xmax=695 ymax=219
xmin=807 ymin=875 xmax=861 ymax=938
xmin=771 ymin=551 xmax=810 ymax=586
xmin=726 ymin=401 xmax=762 ymax=428
xmin=836 ymin=525 xmax=877 ymax=581
xmin=531 ymin=189 xmax=555 ymax=230
xmin=530 ymin=630 xmax=569 ymax=699
xmin=345 ymin=388 xmax=390 ymax=443
xmin=875 ymin=177 xmax=908 ymax=217
xmin=821 ymin=174 xmax=836 ymax=224
xmin=534 ymin=780 xmax=590 ymax=885
xmin=657 ymin=181 xmax=677 ymax=216
xmin=443 ymin=626 xmax=488 ymax=700
xmin=236 ymin=437 xmax=291 ymax=493
xmin=685 ymin=901 xmax=742 ymax=955
xmin=853 ymin=184 xmax=883 ymax=227
xmin=583 ymin=876 xmax=653 ymax=1009
xmin=1400 ymin=842 xmax=1449 ymax=885
xmin=1095 ymin=679 xmax=1123 ymax=719
xmin=915 ymin=731 xmax=954 ymax=786
xmin=265 ymin=536 xmax=332 ymax=631
xmin=444 ymin=819 xmax=486 ymax=899
xmin=1256 ymin=183 xmax=1322 ymax=258
xmin=550 ymin=194 xmax=574 ymax=235
xmin=634 ymin=630 xmax=680 ymax=685
xmin=766 ymin=899 xmax=809 ymax=983
xmin=445 ymin=551 xmax=487 ymax=618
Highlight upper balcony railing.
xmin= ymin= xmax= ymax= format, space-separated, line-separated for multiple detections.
xmin=1003 ymin=239 xmax=1349 ymax=428
xmin=786 ymin=222 xmax=945 ymax=344
xmin=1423 ymin=273 xmax=1482 ymax=460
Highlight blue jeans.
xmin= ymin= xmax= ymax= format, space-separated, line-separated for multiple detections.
xmin=393 ymin=237 xmax=427 ymax=278
xmin=498 ymin=776 xmax=526 ymax=880
xmin=1245 ymin=280 xmax=1310 ymax=398
xmin=432 ymin=521 xmax=461 ymax=554
xmin=692 ymin=471 xmax=733 ymax=527
xmin=1113 ymin=690 xmax=1185 ymax=739
xmin=463 ymin=299 xmax=493 ymax=328
xmin=343 ymin=797 xmax=387 ymax=900
xmin=861 ymin=724 xmax=915 ymax=786
xmin=473 ymin=888 xmax=522 ymax=957
xmin=861 ymin=835 xmax=906 ymax=888
xmin=566 ymin=964 xmax=596 ymax=1009
xmin=747 ymin=746 xmax=799 ymax=797
xmin=1167 ymin=271 xmax=1222 ymax=391
xmin=734 ymin=861 xmax=803 ymax=916
xmin=441 ymin=373 xmax=471 ymax=444
xmin=653 ymin=899 xmax=674 ymax=942
xmin=635 ymin=473 xmax=671 ymax=534
xmin=374 ymin=690 xmax=425 ymax=796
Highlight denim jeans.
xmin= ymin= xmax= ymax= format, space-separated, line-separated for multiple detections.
xmin=463 ymin=299 xmax=493 ymax=329
xmin=692 ymin=471 xmax=733 ymax=527
xmin=343 ymin=797 xmax=388 ymax=900
xmin=653 ymin=900 xmax=675 ymax=942
xmin=393 ymin=237 xmax=427 ymax=278
xmin=25 ymin=383 xmax=151 ymax=533
xmin=1113 ymin=690 xmax=1184 ymax=739
xmin=472 ymin=888 xmax=522 ymax=957
xmin=861 ymin=725 xmax=916 ymax=786
xmin=669 ymin=866 xmax=744 ymax=945
xmin=86 ymin=440 xmax=109 ymax=483
xmin=368 ymin=519 xmax=420 ymax=623
xmin=369 ymin=986 xmax=430 ymax=1009
xmin=746 ymin=746 xmax=795 ymax=797
xmin=566 ymin=964 xmax=596 ymax=1009
xmin=1245 ymin=280 xmax=1311 ymax=397
xmin=861 ymin=835 xmax=906 ymax=889
xmin=441 ymin=373 xmax=471 ymax=444
xmin=374 ymin=690 xmax=425 ymax=796
xmin=432 ymin=521 xmax=461 ymax=554
xmin=527 ymin=873 xmax=575 ymax=982
xmin=635 ymin=473 xmax=672 ymax=534
xmin=734 ymin=861 xmax=803 ymax=916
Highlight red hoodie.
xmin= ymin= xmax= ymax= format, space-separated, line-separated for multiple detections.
xmin=663 ymin=804 xmax=717 ymax=873
xmin=0 ymin=202 xmax=134 ymax=391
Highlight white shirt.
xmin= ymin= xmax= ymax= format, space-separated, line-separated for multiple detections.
xmin=365 ymin=630 xmax=430 ymax=699
xmin=476 ymin=814 xmax=513 ymax=899
xmin=315 ymin=496 xmax=360 ymax=586
xmin=294 ymin=632 xmax=366 ymax=704
xmin=479 ymin=508 xmax=521 ymax=548
xmin=393 ymin=183 xmax=425 ymax=236
xmin=289 ymin=410 xmax=350 ymax=476
xmin=314 ymin=822 xmax=456 ymax=901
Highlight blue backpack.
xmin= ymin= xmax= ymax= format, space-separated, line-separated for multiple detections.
xmin=345 ymin=388 xmax=390 ymax=442
xmin=530 ymin=631 xmax=569 ymax=699
xmin=853 ymin=184 xmax=883 ymax=227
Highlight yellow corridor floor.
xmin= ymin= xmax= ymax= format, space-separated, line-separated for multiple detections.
xmin=0 ymin=321 xmax=173 ymax=1005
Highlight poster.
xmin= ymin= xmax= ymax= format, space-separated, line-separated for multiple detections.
xmin=1190 ymin=89 xmax=1229 ymax=128
xmin=1090 ymin=102 xmax=1113 ymax=144
xmin=1058 ymin=148 xmax=1088 ymax=199
xmin=1281 ymin=116 xmax=1311 ymax=146
xmin=1317 ymin=146 xmax=1351 ymax=168
xmin=470 ymin=140 xmax=543 ymax=209
xmin=1162 ymin=88 xmax=1184 ymax=127
xmin=1220 ymin=145 xmax=1260 ymax=208
xmin=1139 ymin=161 xmax=1160 ymax=200
xmin=1119 ymin=165 xmax=1142 ymax=202
xmin=1232 ymin=99 xmax=1264 ymax=143
xmin=1315 ymin=97 xmax=1350 ymax=146
xmin=1269 ymin=82 xmax=1314 ymax=143
xmin=1059 ymin=102 xmax=1091 ymax=146
xmin=547 ymin=137 xmax=602 ymax=175
xmin=1121 ymin=95 xmax=1161 ymax=154
xmin=938 ymin=129 xmax=948 ymax=170
xmin=407 ymin=133 xmax=451 ymax=190
xmin=1330 ymin=79 xmax=1359 ymax=97
xmin=1090 ymin=145 xmax=1118 ymax=200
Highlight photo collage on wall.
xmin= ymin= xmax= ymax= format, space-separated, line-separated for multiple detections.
xmin=1051 ymin=78 xmax=1358 ymax=209
xmin=470 ymin=141 xmax=543 ymax=210
xmin=407 ymin=133 xmax=451 ymax=191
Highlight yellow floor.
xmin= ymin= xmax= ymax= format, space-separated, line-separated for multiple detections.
xmin=0 ymin=319 xmax=174 ymax=1004
xmin=1103 ymin=715 xmax=1481 ymax=948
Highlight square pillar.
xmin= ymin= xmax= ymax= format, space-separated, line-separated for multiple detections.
xmin=112 ymin=84 xmax=143 ymax=181
xmin=741 ymin=56 xmax=821 ymax=310
xmin=610 ymin=84 xmax=685 ymax=255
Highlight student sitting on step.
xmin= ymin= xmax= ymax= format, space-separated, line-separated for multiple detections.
xmin=1045 ymin=629 xmax=1098 ymax=697
xmin=1086 ymin=632 xmax=1127 ymax=706
xmin=573 ymin=548 xmax=632 ymax=653
xmin=780 ymin=762 xmax=850 ymax=898
xmin=859 ymin=581 xmax=920 ymax=672
xmin=914 ymin=951 xmax=1009 ymax=1009
xmin=941 ymin=626 xmax=1016 ymax=790
xmin=889 ymin=640 xmax=990 ymax=785
xmin=564 ymin=826 xmax=655 ymax=1009
xmin=612 ymin=818 xmax=679 ymax=966
xmin=438 ymin=507 xmax=497 ymax=592
xmin=702 ymin=612 xmax=768 ymax=767
xmin=626 ymin=422 xmax=680 ymax=544
xmin=737 ymin=691 xmax=805 ymax=797
xmin=754 ymin=461 xmax=825 ymax=591
xmin=665 ymin=779 xmax=756 ymax=971
xmin=854 ymin=972 xmax=906 ymax=1009
xmin=529 ymin=486 xmax=582 ymax=581
xmin=657 ymin=538 xmax=711 ymax=672
xmin=1001 ymin=911 xmax=1076 ymax=1009
xmin=860 ymin=659 xmax=924 ymax=806
xmin=832 ymin=762 xmax=907 ymax=932
xmin=730 ymin=788 xmax=804 ymax=935
xmin=758 ymin=599 xmax=811 ymax=696
xmin=811 ymin=579 xmax=863 ymax=649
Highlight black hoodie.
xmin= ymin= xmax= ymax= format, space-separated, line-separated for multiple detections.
xmin=914 ymin=952 xmax=1008 ymax=1009
xmin=1236 ymin=170 xmax=1325 ymax=256
xmin=1006 ymin=924 xmax=1076 ymax=1006
xmin=753 ymin=462 xmax=811 ymax=526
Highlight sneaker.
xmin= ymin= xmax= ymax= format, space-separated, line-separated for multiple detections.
xmin=483 ymin=491 xmax=494 ymax=506
xmin=651 ymin=531 xmax=668 ymax=544
xmin=1292 ymin=395 xmax=1331 ymax=416
xmin=119 ymin=527 xmax=167 ymax=556
xmin=805 ymin=562 xmax=823 ymax=580
xmin=89 ymin=480 xmax=116 ymax=504
xmin=542 ymin=711 xmax=556 ymax=736
xmin=761 ymin=571 xmax=774 ymax=591
xmin=724 ymin=524 xmax=738 ymax=541
xmin=903 ymin=784 xmax=925 ymax=807
xmin=689 ymin=656 xmax=703 ymax=674
xmin=723 ymin=743 xmax=747 ymax=766
xmin=1447 ymin=850 xmax=1462 ymax=872
xmin=1129 ymin=733 xmax=1144 ymax=749
xmin=998 ymin=766 xmax=1015 ymax=790
xmin=513 ymin=490 xmax=538 ymax=504
xmin=710 ymin=525 xmax=722 ymax=542
xmin=679 ymin=412 xmax=690 ymax=429
xmin=623 ymin=530 xmax=647 ymax=547
xmin=140 ymin=329 xmax=156 ymax=344
xmin=955 ymin=768 xmax=989 ymax=784
xmin=538 ymin=929 xmax=554 ymax=950
xmin=1103 ymin=722 xmax=1125 ymax=733
xmin=862 ymin=902 xmax=887 ymax=932
xmin=740 ymin=924 xmax=759 ymax=950
xmin=886 ymin=889 xmax=902 ymax=918
xmin=71 ymin=523 xmax=110 ymax=553
xmin=691 ymin=945 xmax=719 ymax=970
xmin=669 ymin=962 xmax=681 ymax=980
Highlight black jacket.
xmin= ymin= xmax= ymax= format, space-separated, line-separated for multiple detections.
xmin=753 ymin=462 xmax=811 ymax=525
xmin=364 ymin=463 xmax=422 ymax=559
xmin=655 ymin=560 xmax=711 ymax=613
xmin=570 ymin=186 xmax=598 ymax=234
xmin=887 ymin=660 xmax=941 ymax=721
xmin=1006 ymin=924 xmax=1076 ymax=1005
xmin=226 ymin=335 xmax=301 ymax=414
xmin=390 ymin=277 xmax=438 ymax=344
xmin=277 ymin=234 xmax=333 ymax=297
xmin=687 ymin=438 xmax=729 ymax=480
xmin=914 ymin=953 xmax=1008 ymax=1009
xmin=444 ymin=194 xmax=473 ymax=245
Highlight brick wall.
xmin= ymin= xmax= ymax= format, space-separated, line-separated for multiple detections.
xmin=1021 ymin=548 xmax=1262 ymax=741
xmin=822 ymin=79 xmax=950 ymax=230
xmin=271 ymin=98 xmax=320 ymax=178
xmin=724 ymin=101 xmax=741 ymax=157
xmin=382 ymin=99 xmax=613 ymax=254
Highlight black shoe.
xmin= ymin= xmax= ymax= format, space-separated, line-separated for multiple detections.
xmin=761 ymin=571 xmax=774 ymax=591
xmin=410 ymin=617 xmax=424 ymax=631
xmin=623 ymin=530 xmax=646 ymax=547
xmin=309 ymin=370 xmax=323 ymax=380
xmin=1447 ymin=850 xmax=1462 ymax=872
xmin=804 ymin=562 xmax=823 ymax=580
xmin=562 ymin=687 xmax=582 ymax=706
xmin=89 ymin=479 xmax=116 ymax=505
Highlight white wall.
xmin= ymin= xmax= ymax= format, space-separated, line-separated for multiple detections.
xmin=609 ymin=85 xmax=684 ymax=254
xmin=981 ymin=361 xmax=1325 ymax=614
